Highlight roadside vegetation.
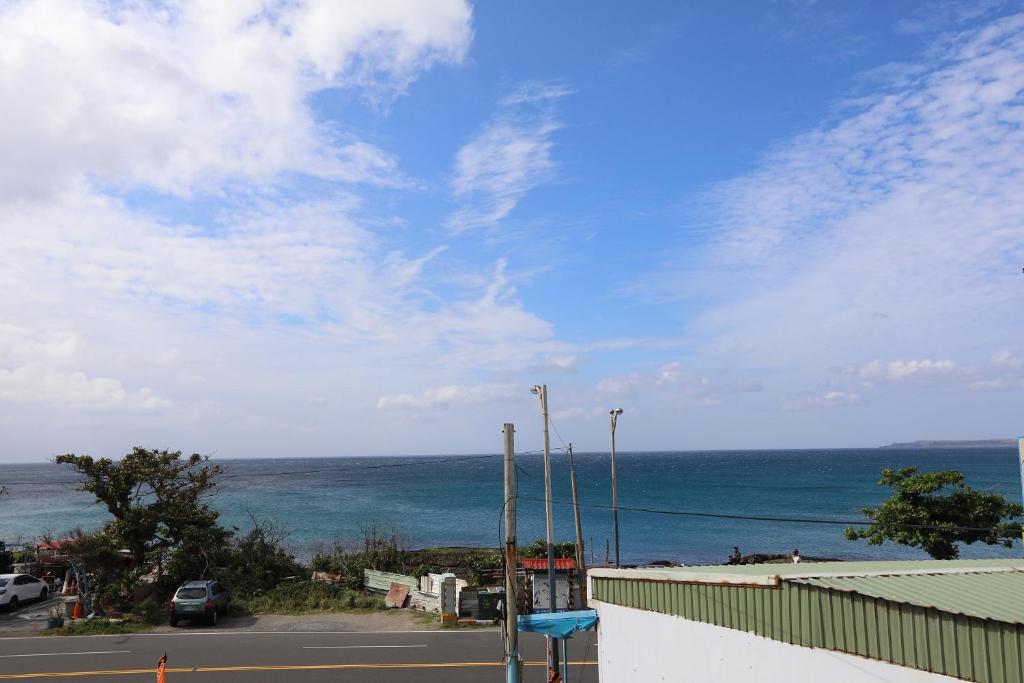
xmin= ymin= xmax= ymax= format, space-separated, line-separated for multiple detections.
xmin=41 ymin=446 xmax=510 ymax=629
xmin=49 ymin=447 xmax=312 ymax=620
xmin=233 ymin=581 xmax=383 ymax=614
xmin=43 ymin=618 xmax=152 ymax=636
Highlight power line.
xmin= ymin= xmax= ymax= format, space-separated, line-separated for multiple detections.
xmin=0 ymin=452 xmax=545 ymax=487
xmin=518 ymin=496 xmax=1022 ymax=536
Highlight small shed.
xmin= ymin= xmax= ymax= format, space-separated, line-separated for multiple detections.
xmin=523 ymin=557 xmax=581 ymax=613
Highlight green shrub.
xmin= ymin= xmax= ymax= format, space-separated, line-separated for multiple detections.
xmin=43 ymin=619 xmax=151 ymax=636
xmin=520 ymin=539 xmax=576 ymax=559
xmin=131 ymin=598 xmax=168 ymax=626
xmin=232 ymin=581 xmax=384 ymax=614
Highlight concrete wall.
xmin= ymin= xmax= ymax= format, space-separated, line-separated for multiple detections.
xmin=592 ymin=600 xmax=961 ymax=683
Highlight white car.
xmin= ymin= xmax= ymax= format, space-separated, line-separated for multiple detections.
xmin=0 ymin=574 xmax=48 ymax=611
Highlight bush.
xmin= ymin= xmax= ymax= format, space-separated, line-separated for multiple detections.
xmin=520 ymin=539 xmax=576 ymax=559
xmin=311 ymin=523 xmax=410 ymax=590
xmin=216 ymin=517 xmax=306 ymax=596
xmin=43 ymin=619 xmax=151 ymax=636
xmin=130 ymin=598 xmax=168 ymax=626
xmin=232 ymin=581 xmax=384 ymax=614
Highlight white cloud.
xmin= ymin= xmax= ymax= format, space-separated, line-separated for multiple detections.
xmin=0 ymin=324 xmax=167 ymax=412
xmin=0 ymin=0 xmax=472 ymax=198
xmin=844 ymin=358 xmax=957 ymax=383
xmin=0 ymin=1 xmax=590 ymax=458
xmin=447 ymin=82 xmax=568 ymax=232
xmin=992 ymin=350 xmax=1024 ymax=369
xmin=786 ymin=390 xmax=862 ymax=411
xmin=596 ymin=362 xmax=762 ymax=402
xmin=377 ymin=383 xmax=518 ymax=410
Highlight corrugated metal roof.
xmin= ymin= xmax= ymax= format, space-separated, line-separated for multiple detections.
xmin=522 ymin=558 xmax=575 ymax=570
xmin=790 ymin=570 xmax=1024 ymax=623
xmin=593 ymin=557 xmax=1024 ymax=579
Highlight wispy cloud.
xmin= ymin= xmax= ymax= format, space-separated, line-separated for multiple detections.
xmin=446 ymin=82 xmax=569 ymax=232
xmin=377 ymin=382 xmax=518 ymax=410
xmin=632 ymin=14 xmax=1024 ymax=427
xmin=786 ymin=389 xmax=862 ymax=411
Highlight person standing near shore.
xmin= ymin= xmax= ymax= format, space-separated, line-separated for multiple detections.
xmin=791 ymin=549 xmax=801 ymax=564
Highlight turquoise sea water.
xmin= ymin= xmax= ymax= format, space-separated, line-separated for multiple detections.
xmin=1 ymin=448 xmax=1021 ymax=565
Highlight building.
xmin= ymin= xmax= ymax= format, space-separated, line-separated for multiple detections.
xmin=589 ymin=558 xmax=1024 ymax=682
xmin=523 ymin=557 xmax=581 ymax=612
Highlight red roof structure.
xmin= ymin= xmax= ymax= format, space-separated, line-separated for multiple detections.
xmin=522 ymin=558 xmax=576 ymax=571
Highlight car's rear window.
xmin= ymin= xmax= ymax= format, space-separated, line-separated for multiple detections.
xmin=176 ymin=588 xmax=207 ymax=599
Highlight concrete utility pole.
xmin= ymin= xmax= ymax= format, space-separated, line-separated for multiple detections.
xmin=610 ymin=408 xmax=624 ymax=568
xmin=567 ymin=443 xmax=586 ymax=607
xmin=530 ymin=384 xmax=559 ymax=677
xmin=1018 ymin=437 xmax=1024 ymax=544
xmin=503 ymin=423 xmax=521 ymax=683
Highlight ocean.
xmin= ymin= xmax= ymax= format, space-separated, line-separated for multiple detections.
xmin=1 ymin=448 xmax=1021 ymax=566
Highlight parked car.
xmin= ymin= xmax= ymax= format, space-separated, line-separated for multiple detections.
xmin=0 ymin=573 xmax=49 ymax=612
xmin=168 ymin=580 xmax=230 ymax=626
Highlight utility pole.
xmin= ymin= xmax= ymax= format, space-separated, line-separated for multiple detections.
xmin=610 ymin=408 xmax=623 ymax=568
xmin=567 ymin=443 xmax=586 ymax=607
xmin=503 ymin=423 xmax=521 ymax=683
xmin=530 ymin=384 xmax=559 ymax=678
xmin=1018 ymin=437 xmax=1024 ymax=545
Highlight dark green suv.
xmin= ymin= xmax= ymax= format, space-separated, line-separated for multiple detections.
xmin=168 ymin=580 xmax=230 ymax=626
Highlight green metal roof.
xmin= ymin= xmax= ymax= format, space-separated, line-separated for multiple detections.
xmin=791 ymin=570 xmax=1024 ymax=624
xmin=611 ymin=558 xmax=1024 ymax=579
xmin=590 ymin=559 xmax=1024 ymax=682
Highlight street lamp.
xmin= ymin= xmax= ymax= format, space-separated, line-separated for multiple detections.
xmin=531 ymin=384 xmax=559 ymax=676
xmin=610 ymin=408 xmax=623 ymax=568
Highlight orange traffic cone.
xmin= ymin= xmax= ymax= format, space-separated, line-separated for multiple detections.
xmin=71 ymin=601 xmax=84 ymax=619
xmin=157 ymin=654 xmax=167 ymax=683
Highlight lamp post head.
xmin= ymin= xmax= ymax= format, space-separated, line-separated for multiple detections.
xmin=611 ymin=408 xmax=623 ymax=416
xmin=530 ymin=385 xmax=541 ymax=395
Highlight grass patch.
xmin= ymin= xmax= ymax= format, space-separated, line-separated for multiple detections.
xmin=232 ymin=581 xmax=385 ymax=615
xmin=42 ymin=618 xmax=152 ymax=636
xmin=410 ymin=610 xmax=496 ymax=630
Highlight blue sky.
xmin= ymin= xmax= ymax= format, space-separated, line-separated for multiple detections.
xmin=1 ymin=0 xmax=1023 ymax=461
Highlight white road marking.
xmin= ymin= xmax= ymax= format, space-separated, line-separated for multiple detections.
xmin=303 ymin=645 xmax=428 ymax=649
xmin=0 ymin=650 xmax=131 ymax=658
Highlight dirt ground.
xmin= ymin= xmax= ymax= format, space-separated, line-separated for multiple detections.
xmin=0 ymin=599 xmax=493 ymax=638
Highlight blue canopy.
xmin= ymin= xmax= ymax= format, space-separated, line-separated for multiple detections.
xmin=517 ymin=610 xmax=598 ymax=639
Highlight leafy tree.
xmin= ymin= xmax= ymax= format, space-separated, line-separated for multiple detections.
xmin=845 ymin=467 xmax=1023 ymax=559
xmin=54 ymin=447 xmax=225 ymax=592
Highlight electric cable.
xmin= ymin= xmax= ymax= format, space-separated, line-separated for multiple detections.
xmin=519 ymin=495 xmax=1023 ymax=536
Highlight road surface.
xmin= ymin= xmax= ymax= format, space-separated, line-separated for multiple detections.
xmin=0 ymin=628 xmax=599 ymax=681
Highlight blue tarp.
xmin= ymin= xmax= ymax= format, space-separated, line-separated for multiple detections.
xmin=517 ymin=610 xmax=598 ymax=638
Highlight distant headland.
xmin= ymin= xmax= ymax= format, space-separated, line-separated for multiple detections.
xmin=879 ymin=439 xmax=1017 ymax=449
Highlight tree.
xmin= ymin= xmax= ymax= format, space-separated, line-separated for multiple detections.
xmin=54 ymin=447 xmax=226 ymax=592
xmin=845 ymin=467 xmax=1023 ymax=559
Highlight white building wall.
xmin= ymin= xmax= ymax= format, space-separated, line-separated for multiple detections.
xmin=593 ymin=600 xmax=961 ymax=683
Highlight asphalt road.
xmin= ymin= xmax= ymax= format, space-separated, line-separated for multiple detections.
xmin=0 ymin=628 xmax=599 ymax=681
